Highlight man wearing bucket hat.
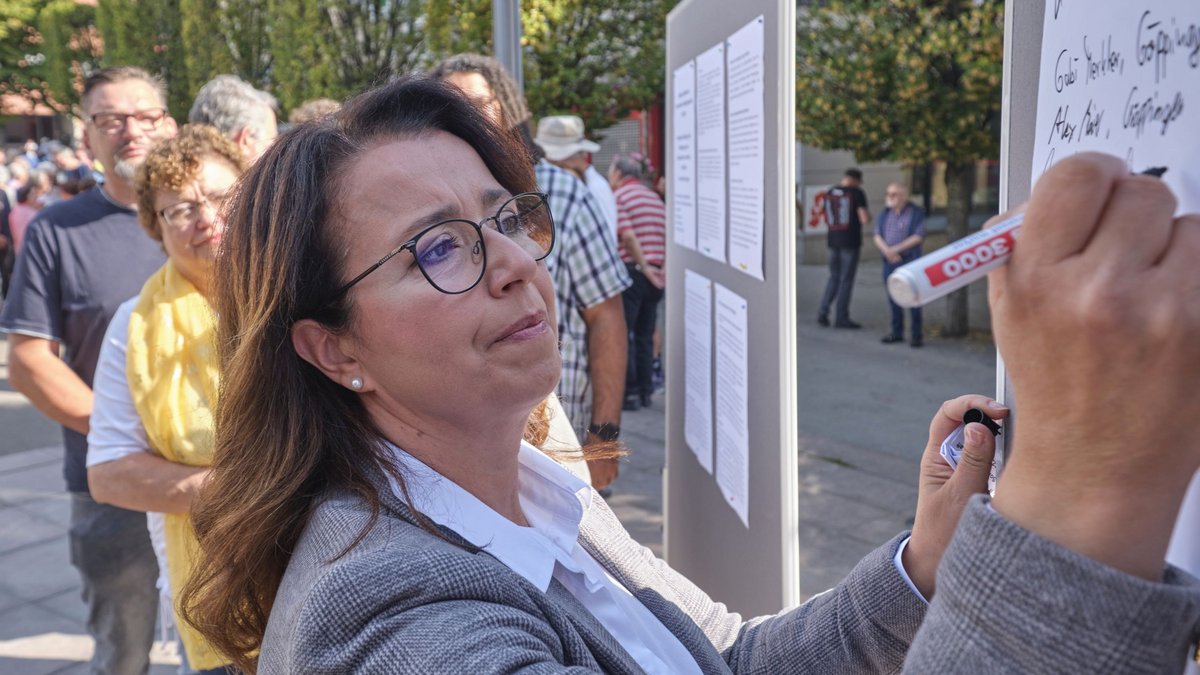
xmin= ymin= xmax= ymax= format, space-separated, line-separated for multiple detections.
xmin=535 ymin=116 xmax=620 ymax=247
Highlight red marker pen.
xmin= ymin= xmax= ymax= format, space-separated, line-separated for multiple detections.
xmin=887 ymin=166 xmax=1168 ymax=309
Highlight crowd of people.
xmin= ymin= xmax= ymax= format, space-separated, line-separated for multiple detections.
xmin=0 ymin=58 xmax=670 ymax=674
xmin=0 ymin=57 xmax=1197 ymax=675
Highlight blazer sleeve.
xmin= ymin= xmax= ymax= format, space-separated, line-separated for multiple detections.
xmin=669 ymin=533 xmax=926 ymax=673
xmin=903 ymin=496 xmax=1200 ymax=674
xmin=581 ymin=492 xmax=927 ymax=674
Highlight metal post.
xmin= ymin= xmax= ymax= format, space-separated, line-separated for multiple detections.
xmin=492 ymin=0 xmax=524 ymax=92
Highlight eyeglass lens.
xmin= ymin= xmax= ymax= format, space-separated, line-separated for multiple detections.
xmin=162 ymin=192 xmax=229 ymax=228
xmin=415 ymin=194 xmax=553 ymax=294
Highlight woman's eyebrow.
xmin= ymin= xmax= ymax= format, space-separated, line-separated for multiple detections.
xmin=399 ymin=205 xmax=463 ymax=241
xmin=481 ymin=187 xmax=510 ymax=207
xmin=399 ymin=189 xmax=513 ymax=241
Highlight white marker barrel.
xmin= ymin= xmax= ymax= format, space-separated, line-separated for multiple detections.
xmin=886 ymin=213 xmax=1025 ymax=308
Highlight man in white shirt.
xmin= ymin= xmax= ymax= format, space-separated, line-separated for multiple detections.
xmin=535 ymin=115 xmax=620 ymax=247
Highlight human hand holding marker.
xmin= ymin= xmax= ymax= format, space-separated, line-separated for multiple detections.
xmin=904 ymin=394 xmax=1009 ymax=599
xmin=887 ymin=166 xmax=1168 ymax=309
xmin=987 ymin=152 xmax=1200 ymax=581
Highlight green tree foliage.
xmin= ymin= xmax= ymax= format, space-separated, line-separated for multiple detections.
xmin=34 ymin=0 xmax=102 ymax=109
xmin=0 ymin=0 xmax=50 ymax=102
xmin=1 ymin=0 xmax=101 ymax=111
xmin=96 ymin=0 xmax=193 ymax=117
xmin=271 ymin=0 xmax=424 ymax=112
xmin=796 ymin=0 xmax=1003 ymax=335
xmin=423 ymin=0 xmax=671 ymax=135
xmin=5 ymin=0 xmax=670 ymax=131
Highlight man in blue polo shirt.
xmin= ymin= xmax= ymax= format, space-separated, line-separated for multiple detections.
xmin=1 ymin=66 xmax=176 ymax=674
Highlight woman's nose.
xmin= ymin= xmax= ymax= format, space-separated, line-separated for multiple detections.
xmin=482 ymin=227 xmax=538 ymax=294
xmin=196 ymin=200 xmax=221 ymax=229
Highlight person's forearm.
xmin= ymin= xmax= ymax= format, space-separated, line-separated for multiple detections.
xmin=8 ymin=335 xmax=93 ymax=435
xmin=581 ymin=295 xmax=627 ymax=428
xmin=88 ymin=452 xmax=210 ymax=513
xmin=992 ymin=461 xmax=1186 ymax=582
xmin=859 ymin=207 xmax=872 ymax=228
xmin=892 ymin=234 xmax=923 ymax=255
xmin=621 ymin=230 xmax=651 ymax=269
xmin=872 ymin=234 xmax=890 ymax=254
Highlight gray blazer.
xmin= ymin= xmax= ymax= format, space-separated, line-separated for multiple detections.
xmin=260 ymin=471 xmax=1200 ymax=674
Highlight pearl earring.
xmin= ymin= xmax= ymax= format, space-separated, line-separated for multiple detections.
xmin=350 ymin=377 xmax=363 ymax=391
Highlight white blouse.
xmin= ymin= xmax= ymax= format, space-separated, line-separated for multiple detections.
xmin=384 ymin=440 xmax=704 ymax=675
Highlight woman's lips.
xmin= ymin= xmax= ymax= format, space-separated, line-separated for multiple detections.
xmin=495 ymin=312 xmax=549 ymax=344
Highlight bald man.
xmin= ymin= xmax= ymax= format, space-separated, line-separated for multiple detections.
xmin=873 ymin=183 xmax=926 ymax=347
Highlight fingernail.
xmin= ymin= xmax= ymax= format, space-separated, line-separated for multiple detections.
xmin=986 ymin=400 xmax=1009 ymax=411
xmin=965 ymin=425 xmax=987 ymax=446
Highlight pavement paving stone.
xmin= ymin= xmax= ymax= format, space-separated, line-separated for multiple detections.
xmin=0 ymin=447 xmax=59 ymax=477
xmin=794 ymin=523 xmax=880 ymax=599
xmin=0 ymin=538 xmax=78 ymax=604
xmin=0 ymin=603 xmax=89 ymax=674
xmin=0 ymin=583 xmax=27 ymax=614
xmin=0 ymin=504 xmax=62 ymax=555
xmin=0 ymin=656 xmax=80 ymax=675
xmin=797 ymin=490 xmax=911 ymax=548
xmin=796 ymin=452 xmax=919 ymax=516
xmin=0 ymin=602 xmax=81 ymax=641
xmin=11 ymin=495 xmax=72 ymax=530
xmin=31 ymin=587 xmax=86 ymax=624
xmin=0 ymin=464 xmax=68 ymax=506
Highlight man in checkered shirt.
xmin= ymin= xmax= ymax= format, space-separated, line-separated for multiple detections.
xmin=433 ymin=55 xmax=632 ymax=491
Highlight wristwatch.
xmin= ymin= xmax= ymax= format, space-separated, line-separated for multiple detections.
xmin=588 ymin=423 xmax=620 ymax=442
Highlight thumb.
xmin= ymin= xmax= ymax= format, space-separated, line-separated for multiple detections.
xmin=949 ymin=423 xmax=997 ymax=494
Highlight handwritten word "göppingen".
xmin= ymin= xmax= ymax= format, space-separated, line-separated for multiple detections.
xmin=1123 ymin=87 xmax=1184 ymax=138
xmin=1136 ymin=11 xmax=1200 ymax=82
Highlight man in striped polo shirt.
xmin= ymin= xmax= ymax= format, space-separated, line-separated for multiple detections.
xmin=609 ymin=154 xmax=666 ymax=411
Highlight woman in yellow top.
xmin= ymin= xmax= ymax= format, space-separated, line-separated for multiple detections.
xmin=86 ymin=124 xmax=242 ymax=673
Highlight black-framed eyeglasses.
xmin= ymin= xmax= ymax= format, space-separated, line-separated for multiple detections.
xmin=89 ymin=108 xmax=169 ymax=135
xmin=327 ymin=192 xmax=555 ymax=303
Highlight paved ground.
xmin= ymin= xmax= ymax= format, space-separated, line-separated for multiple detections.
xmin=0 ymin=258 xmax=995 ymax=671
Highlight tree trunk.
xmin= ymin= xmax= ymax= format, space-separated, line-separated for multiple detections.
xmin=942 ymin=160 xmax=975 ymax=337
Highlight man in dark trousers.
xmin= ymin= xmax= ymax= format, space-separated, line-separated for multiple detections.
xmin=874 ymin=182 xmax=926 ymax=347
xmin=1 ymin=66 xmax=175 ymax=674
xmin=817 ymin=168 xmax=871 ymax=328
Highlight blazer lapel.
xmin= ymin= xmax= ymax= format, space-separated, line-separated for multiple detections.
xmin=579 ymin=493 xmax=733 ymax=675
xmin=366 ymin=463 xmax=646 ymax=674
xmin=543 ymin=579 xmax=646 ymax=675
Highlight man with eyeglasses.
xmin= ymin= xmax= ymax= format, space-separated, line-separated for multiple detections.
xmin=873 ymin=182 xmax=926 ymax=347
xmin=0 ymin=66 xmax=176 ymax=675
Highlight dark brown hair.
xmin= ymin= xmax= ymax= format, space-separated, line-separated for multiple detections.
xmin=179 ymin=76 xmax=555 ymax=673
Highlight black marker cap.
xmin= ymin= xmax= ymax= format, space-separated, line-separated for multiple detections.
xmin=963 ymin=408 xmax=1002 ymax=436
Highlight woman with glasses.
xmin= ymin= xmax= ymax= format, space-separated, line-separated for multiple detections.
xmin=86 ymin=124 xmax=242 ymax=674
xmin=180 ymin=78 xmax=1200 ymax=673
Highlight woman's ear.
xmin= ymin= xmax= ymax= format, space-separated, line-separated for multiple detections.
xmin=291 ymin=319 xmax=369 ymax=391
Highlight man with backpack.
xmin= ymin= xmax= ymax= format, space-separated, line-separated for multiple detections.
xmin=817 ymin=168 xmax=871 ymax=328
